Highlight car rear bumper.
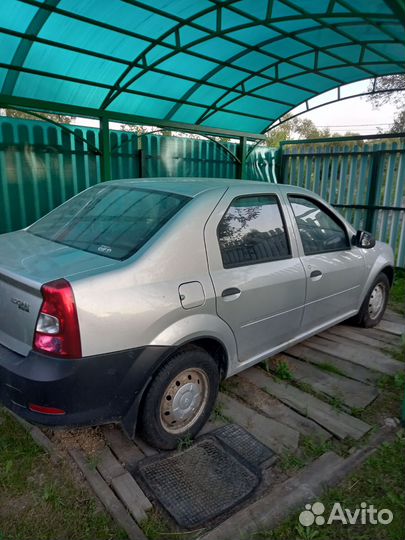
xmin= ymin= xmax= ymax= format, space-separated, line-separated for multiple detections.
xmin=0 ymin=342 xmax=172 ymax=427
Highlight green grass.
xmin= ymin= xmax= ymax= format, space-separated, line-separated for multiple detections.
xmin=210 ymin=402 xmax=233 ymax=424
xmin=273 ymin=359 xmax=294 ymax=381
xmin=279 ymin=438 xmax=333 ymax=474
xmin=327 ymin=395 xmax=345 ymax=412
xmin=377 ymin=372 xmax=405 ymax=392
xmin=386 ymin=337 xmax=405 ymax=363
xmin=140 ymin=511 xmax=175 ymax=540
xmin=177 ymin=433 xmax=194 ymax=451
xmin=279 ymin=452 xmax=306 ymax=473
xmin=140 ymin=510 xmax=202 ymax=540
xmin=316 ymin=362 xmax=345 ymax=377
xmin=219 ymin=378 xmax=239 ymax=393
xmin=261 ymin=358 xmax=294 ymax=381
xmin=389 ymin=269 xmax=405 ymax=315
xmin=0 ymin=409 xmax=127 ymax=540
xmin=300 ymin=437 xmax=333 ymax=461
xmin=256 ymin=434 xmax=405 ymax=540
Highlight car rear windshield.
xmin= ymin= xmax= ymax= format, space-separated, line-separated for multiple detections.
xmin=28 ymin=185 xmax=190 ymax=260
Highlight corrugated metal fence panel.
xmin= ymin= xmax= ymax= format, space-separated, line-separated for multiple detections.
xmin=374 ymin=144 xmax=405 ymax=268
xmin=247 ymin=146 xmax=276 ymax=182
xmin=110 ymin=130 xmax=139 ymax=179
xmin=282 ymin=140 xmax=405 ymax=268
xmin=0 ymin=118 xmax=275 ymax=236
xmin=141 ymin=134 xmax=238 ymax=179
xmin=141 ymin=135 xmax=276 ymax=182
xmin=0 ymin=118 xmax=98 ymax=234
xmin=0 ymin=117 xmax=139 ymax=234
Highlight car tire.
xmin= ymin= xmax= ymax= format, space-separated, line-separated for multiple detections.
xmin=138 ymin=346 xmax=220 ymax=450
xmin=352 ymin=272 xmax=390 ymax=328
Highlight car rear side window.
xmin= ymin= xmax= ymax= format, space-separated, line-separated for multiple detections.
xmin=288 ymin=195 xmax=350 ymax=255
xmin=28 ymin=185 xmax=190 ymax=260
xmin=217 ymin=195 xmax=291 ymax=268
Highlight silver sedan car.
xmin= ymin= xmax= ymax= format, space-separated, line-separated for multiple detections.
xmin=0 ymin=178 xmax=394 ymax=449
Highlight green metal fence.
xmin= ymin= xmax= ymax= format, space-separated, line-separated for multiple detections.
xmin=0 ymin=118 xmax=139 ymax=234
xmin=0 ymin=117 xmax=276 ymax=235
xmin=280 ymin=139 xmax=405 ymax=268
xmin=142 ymin=134 xmax=276 ymax=181
xmin=142 ymin=135 xmax=238 ymax=178
xmin=2 ymin=118 xmax=404 ymax=267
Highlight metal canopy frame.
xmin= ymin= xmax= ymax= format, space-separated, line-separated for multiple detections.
xmin=268 ymin=82 xmax=405 ymax=131
xmin=1 ymin=0 xmax=404 ymax=179
xmin=1 ymin=0 xmax=404 ymax=131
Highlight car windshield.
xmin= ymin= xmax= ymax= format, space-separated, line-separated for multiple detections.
xmin=28 ymin=185 xmax=190 ymax=260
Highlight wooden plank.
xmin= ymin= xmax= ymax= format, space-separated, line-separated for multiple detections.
xmin=102 ymin=426 xmax=144 ymax=469
xmin=218 ymin=392 xmax=299 ymax=453
xmin=384 ymin=309 xmax=405 ymax=324
xmin=69 ymin=449 xmax=147 ymax=540
xmin=111 ymin=472 xmax=152 ymax=524
xmin=377 ymin=319 xmax=405 ymax=337
xmin=198 ymin=419 xmax=227 ymax=437
xmin=133 ymin=437 xmax=158 ymax=457
xmin=286 ymin=343 xmax=380 ymax=384
xmin=97 ymin=446 xmax=126 ymax=484
xmin=268 ymin=354 xmax=379 ymax=409
xmin=322 ymin=326 xmax=389 ymax=350
xmin=239 ymin=368 xmax=372 ymax=441
xmin=304 ymin=335 xmax=404 ymax=375
xmin=344 ymin=325 xmax=401 ymax=346
xmin=199 ymin=451 xmax=345 ymax=540
xmin=231 ymin=375 xmax=331 ymax=441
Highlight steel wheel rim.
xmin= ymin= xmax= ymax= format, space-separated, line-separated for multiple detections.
xmin=368 ymin=282 xmax=385 ymax=320
xmin=160 ymin=368 xmax=209 ymax=434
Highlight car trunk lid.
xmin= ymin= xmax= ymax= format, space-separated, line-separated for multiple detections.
xmin=0 ymin=230 xmax=116 ymax=356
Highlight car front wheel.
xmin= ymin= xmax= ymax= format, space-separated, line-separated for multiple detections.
xmin=354 ymin=272 xmax=390 ymax=328
xmin=138 ymin=346 xmax=219 ymax=450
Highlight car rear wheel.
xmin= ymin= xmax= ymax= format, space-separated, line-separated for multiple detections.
xmin=353 ymin=272 xmax=390 ymax=328
xmin=138 ymin=346 xmax=219 ymax=450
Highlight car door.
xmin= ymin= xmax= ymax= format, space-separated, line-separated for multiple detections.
xmin=204 ymin=187 xmax=306 ymax=363
xmin=285 ymin=193 xmax=365 ymax=332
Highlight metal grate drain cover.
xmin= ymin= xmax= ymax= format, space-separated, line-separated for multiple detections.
xmin=137 ymin=437 xmax=260 ymax=528
xmin=213 ymin=423 xmax=275 ymax=467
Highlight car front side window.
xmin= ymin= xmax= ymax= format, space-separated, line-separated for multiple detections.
xmin=217 ymin=195 xmax=291 ymax=268
xmin=288 ymin=195 xmax=350 ymax=255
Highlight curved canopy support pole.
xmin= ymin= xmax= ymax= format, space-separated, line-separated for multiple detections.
xmin=3 ymin=106 xmax=101 ymax=155
xmin=100 ymin=116 xmax=112 ymax=182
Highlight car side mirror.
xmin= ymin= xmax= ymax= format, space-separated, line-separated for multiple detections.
xmin=352 ymin=230 xmax=376 ymax=249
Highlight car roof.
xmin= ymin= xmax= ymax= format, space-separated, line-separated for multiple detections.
xmin=104 ymin=177 xmax=312 ymax=198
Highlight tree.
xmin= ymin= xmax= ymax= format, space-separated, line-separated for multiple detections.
xmin=4 ymin=108 xmax=72 ymax=124
xmin=366 ymin=75 xmax=405 ymax=133
xmin=266 ymin=115 xmax=356 ymax=146
xmin=265 ymin=115 xmax=296 ymax=146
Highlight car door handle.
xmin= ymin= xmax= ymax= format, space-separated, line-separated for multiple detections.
xmin=221 ymin=287 xmax=241 ymax=298
xmin=310 ymin=270 xmax=323 ymax=278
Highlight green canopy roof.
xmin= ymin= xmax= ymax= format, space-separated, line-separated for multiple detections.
xmin=1 ymin=0 xmax=405 ymax=137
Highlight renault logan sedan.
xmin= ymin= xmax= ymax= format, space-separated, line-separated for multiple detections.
xmin=0 ymin=178 xmax=394 ymax=448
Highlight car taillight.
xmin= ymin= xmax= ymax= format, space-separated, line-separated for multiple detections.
xmin=34 ymin=278 xmax=82 ymax=359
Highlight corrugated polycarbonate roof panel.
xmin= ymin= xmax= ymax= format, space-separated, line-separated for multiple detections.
xmin=0 ymin=0 xmax=404 ymax=135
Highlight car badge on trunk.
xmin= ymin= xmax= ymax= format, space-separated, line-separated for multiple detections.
xmin=11 ymin=298 xmax=30 ymax=312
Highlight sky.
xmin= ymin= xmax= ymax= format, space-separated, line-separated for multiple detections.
xmin=286 ymin=80 xmax=399 ymax=136
xmin=70 ymin=78 xmax=400 ymax=137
